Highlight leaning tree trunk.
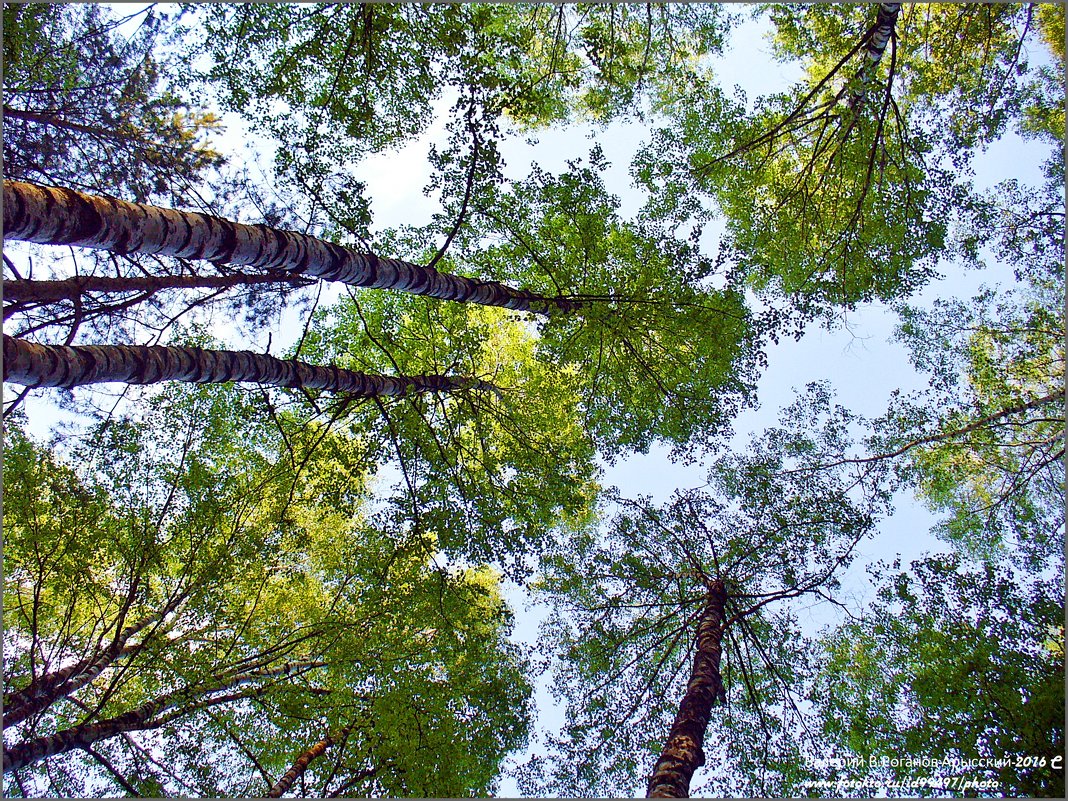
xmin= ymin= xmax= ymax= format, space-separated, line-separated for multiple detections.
xmin=3 ymin=272 xmax=313 ymax=307
xmin=2 ymin=180 xmax=577 ymax=315
xmin=2 ymin=611 xmax=162 ymax=729
xmin=845 ymin=3 xmax=901 ymax=111
xmin=646 ymin=579 xmax=728 ymax=798
xmin=2 ymin=661 xmax=325 ymax=773
xmin=267 ymin=720 xmax=359 ymax=798
xmin=2 ymin=335 xmax=497 ymax=397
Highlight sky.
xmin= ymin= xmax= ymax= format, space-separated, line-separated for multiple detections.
xmin=6 ymin=4 xmax=1058 ymax=798
xmin=480 ymin=12 xmax=1053 ymax=798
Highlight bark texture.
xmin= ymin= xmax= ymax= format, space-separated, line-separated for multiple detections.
xmin=267 ymin=720 xmax=358 ymax=798
xmin=3 ymin=180 xmax=576 ymax=315
xmin=2 ymin=335 xmax=496 ymax=397
xmin=3 ymin=611 xmax=161 ymax=728
xmin=646 ymin=580 xmax=728 ymax=798
xmin=846 ymin=2 xmax=901 ymax=111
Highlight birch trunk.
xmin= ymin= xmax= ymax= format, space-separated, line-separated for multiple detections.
xmin=646 ymin=580 xmax=728 ymax=798
xmin=846 ymin=3 xmax=901 ymax=111
xmin=2 ymin=661 xmax=325 ymax=773
xmin=2 ymin=335 xmax=497 ymax=397
xmin=3 ymin=611 xmax=162 ymax=728
xmin=267 ymin=720 xmax=358 ymax=798
xmin=3 ymin=180 xmax=577 ymax=315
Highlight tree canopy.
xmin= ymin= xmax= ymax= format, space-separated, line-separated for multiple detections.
xmin=2 ymin=3 xmax=1063 ymax=798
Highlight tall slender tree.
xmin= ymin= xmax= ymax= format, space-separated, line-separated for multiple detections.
xmin=266 ymin=719 xmax=360 ymax=798
xmin=634 ymin=2 xmax=1051 ymax=318
xmin=2 ymin=334 xmax=496 ymax=397
xmin=3 ymin=180 xmax=577 ymax=315
xmin=524 ymin=389 xmax=891 ymax=797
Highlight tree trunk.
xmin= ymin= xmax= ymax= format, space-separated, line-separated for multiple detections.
xmin=846 ymin=3 xmax=901 ymax=111
xmin=267 ymin=720 xmax=359 ymax=798
xmin=2 ymin=661 xmax=325 ymax=773
xmin=3 ymin=180 xmax=577 ymax=315
xmin=3 ymin=611 xmax=162 ymax=729
xmin=3 ymin=272 xmax=313 ymax=306
xmin=2 ymin=335 xmax=497 ymax=397
xmin=646 ymin=580 xmax=728 ymax=798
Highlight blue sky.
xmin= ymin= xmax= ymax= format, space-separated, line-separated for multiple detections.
xmin=7 ymin=4 xmax=1058 ymax=797
xmin=479 ymin=10 xmax=1055 ymax=797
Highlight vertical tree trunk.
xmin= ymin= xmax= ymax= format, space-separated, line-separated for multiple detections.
xmin=3 ymin=611 xmax=162 ymax=728
xmin=846 ymin=3 xmax=901 ymax=111
xmin=2 ymin=335 xmax=497 ymax=396
xmin=267 ymin=720 xmax=359 ymax=798
xmin=3 ymin=180 xmax=578 ymax=315
xmin=646 ymin=580 xmax=728 ymax=798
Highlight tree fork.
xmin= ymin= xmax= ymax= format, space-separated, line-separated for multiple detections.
xmin=2 ymin=180 xmax=577 ymax=315
xmin=646 ymin=579 xmax=728 ymax=798
xmin=2 ymin=335 xmax=498 ymax=397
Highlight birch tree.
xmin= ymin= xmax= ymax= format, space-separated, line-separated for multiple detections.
xmin=2 ymin=180 xmax=577 ymax=316
xmin=634 ymin=3 xmax=1054 ymax=318
xmin=2 ymin=384 xmax=531 ymax=797
xmin=2 ymin=334 xmax=495 ymax=398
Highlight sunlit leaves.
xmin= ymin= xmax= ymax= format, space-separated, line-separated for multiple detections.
xmin=301 ymin=290 xmax=600 ymax=576
xmin=461 ymin=151 xmax=759 ymax=455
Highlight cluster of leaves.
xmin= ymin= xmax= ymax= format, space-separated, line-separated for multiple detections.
xmin=634 ymin=2 xmax=1060 ymax=322
xmin=3 ymin=4 xmax=223 ymax=205
xmin=885 ymin=293 xmax=1064 ymax=565
xmin=420 ymin=148 xmax=760 ymax=456
xmin=812 ymin=553 xmax=1064 ymax=798
xmin=297 ymin=292 xmax=601 ymax=577
xmin=2 ymin=381 xmax=532 ymax=797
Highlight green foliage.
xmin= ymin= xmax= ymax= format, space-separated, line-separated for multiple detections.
xmin=877 ymin=273 xmax=1065 ymax=566
xmin=813 ymin=553 xmax=1065 ymax=798
xmin=766 ymin=4 xmax=1040 ymax=156
xmin=525 ymin=392 xmax=890 ymax=796
xmin=300 ymin=290 xmax=600 ymax=577
xmin=654 ymin=76 xmax=950 ymax=312
xmin=4 ymin=4 xmax=1060 ymax=796
xmin=2 ymin=382 xmax=531 ymax=798
xmin=3 ymin=4 xmax=223 ymax=204
xmin=195 ymin=3 xmax=730 ymax=148
xmin=457 ymin=150 xmax=759 ymax=455
xmin=636 ymin=3 xmax=1054 ymax=319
